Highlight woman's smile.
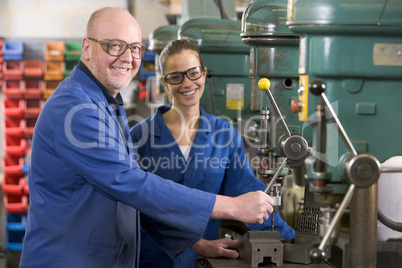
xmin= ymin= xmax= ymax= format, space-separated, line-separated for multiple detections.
xmin=181 ymin=88 xmax=197 ymax=96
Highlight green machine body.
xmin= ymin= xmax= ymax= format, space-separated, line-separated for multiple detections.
xmin=287 ymin=0 xmax=402 ymax=193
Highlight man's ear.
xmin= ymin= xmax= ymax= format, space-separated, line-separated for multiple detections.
xmin=81 ymin=38 xmax=91 ymax=61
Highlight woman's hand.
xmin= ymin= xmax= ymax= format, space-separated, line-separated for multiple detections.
xmin=191 ymin=238 xmax=239 ymax=259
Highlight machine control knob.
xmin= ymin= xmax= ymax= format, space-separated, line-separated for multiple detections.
xmin=260 ymin=162 xmax=268 ymax=170
xmin=206 ymin=69 xmax=213 ymax=78
xmin=281 ymin=135 xmax=309 ymax=161
xmin=291 ymin=98 xmax=300 ymax=113
xmin=309 ymin=80 xmax=326 ymax=96
xmin=258 ymin=78 xmax=271 ymax=90
xmin=309 ymin=247 xmax=327 ymax=264
xmin=344 ymin=153 xmax=381 ymax=188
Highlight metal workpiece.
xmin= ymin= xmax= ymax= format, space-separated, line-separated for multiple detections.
xmin=198 ymin=234 xmax=333 ymax=268
xmin=238 ymin=231 xmax=283 ymax=268
xmin=197 ymin=258 xmax=333 ymax=268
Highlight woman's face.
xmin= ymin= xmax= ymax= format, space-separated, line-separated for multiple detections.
xmin=162 ymin=49 xmax=206 ymax=110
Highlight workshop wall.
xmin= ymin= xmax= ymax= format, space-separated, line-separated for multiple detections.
xmin=0 ymin=0 xmax=170 ymax=41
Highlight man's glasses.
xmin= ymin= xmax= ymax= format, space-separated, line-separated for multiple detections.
xmin=163 ymin=66 xmax=205 ymax=85
xmin=88 ymin=38 xmax=147 ymax=59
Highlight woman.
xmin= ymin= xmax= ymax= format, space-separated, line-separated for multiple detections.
xmin=130 ymin=40 xmax=295 ymax=268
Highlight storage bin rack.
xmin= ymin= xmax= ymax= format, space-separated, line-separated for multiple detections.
xmin=44 ymin=42 xmax=64 ymax=99
xmin=64 ymin=42 xmax=81 ymax=77
xmin=6 ymin=214 xmax=27 ymax=251
xmin=1 ymin=40 xmax=42 ymax=252
xmin=139 ymin=50 xmax=156 ymax=81
xmin=0 ymin=39 xmax=3 ymax=88
xmin=2 ymin=41 xmax=23 ymax=60
xmin=24 ymin=60 xmax=43 ymax=79
xmin=23 ymin=59 xmax=44 ymax=140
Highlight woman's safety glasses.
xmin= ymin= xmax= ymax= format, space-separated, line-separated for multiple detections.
xmin=163 ymin=66 xmax=205 ymax=85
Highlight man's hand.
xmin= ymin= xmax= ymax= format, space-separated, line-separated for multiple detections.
xmin=211 ymin=191 xmax=273 ymax=224
xmin=232 ymin=191 xmax=274 ymax=224
xmin=191 ymin=238 xmax=239 ymax=259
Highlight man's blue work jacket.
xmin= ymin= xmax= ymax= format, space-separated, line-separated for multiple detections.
xmin=19 ymin=67 xmax=216 ymax=268
xmin=130 ymin=105 xmax=295 ymax=268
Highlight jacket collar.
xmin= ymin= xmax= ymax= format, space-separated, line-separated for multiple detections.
xmin=70 ymin=65 xmax=131 ymax=151
xmin=150 ymin=105 xmax=212 ymax=147
xmin=76 ymin=60 xmax=124 ymax=112
xmin=152 ymin=104 xmax=212 ymax=137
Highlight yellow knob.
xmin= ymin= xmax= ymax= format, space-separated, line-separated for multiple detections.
xmin=258 ymin=78 xmax=271 ymax=90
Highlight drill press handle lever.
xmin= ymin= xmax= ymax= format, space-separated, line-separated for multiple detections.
xmin=308 ymin=80 xmax=381 ymax=263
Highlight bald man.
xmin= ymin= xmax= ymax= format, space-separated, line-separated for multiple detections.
xmin=20 ymin=7 xmax=273 ymax=267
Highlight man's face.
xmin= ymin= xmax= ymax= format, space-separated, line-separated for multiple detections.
xmin=84 ymin=12 xmax=142 ymax=97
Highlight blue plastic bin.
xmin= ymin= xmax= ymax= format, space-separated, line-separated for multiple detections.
xmin=3 ymin=41 xmax=24 ymax=60
xmin=6 ymin=214 xmax=26 ymax=251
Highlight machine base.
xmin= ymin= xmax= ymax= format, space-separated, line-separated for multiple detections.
xmin=196 ymin=257 xmax=333 ymax=268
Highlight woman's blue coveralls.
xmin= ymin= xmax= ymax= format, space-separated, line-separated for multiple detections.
xmin=19 ymin=66 xmax=216 ymax=268
xmin=130 ymin=105 xmax=296 ymax=268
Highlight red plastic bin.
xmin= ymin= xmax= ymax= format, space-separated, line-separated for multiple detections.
xmin=23 ymin=60 xmax=43 ymax=78
xmin=2 ymin=80 xmax=24 ymax=99
xmin=4 ymin=137 xmax=28 ymax=157
xmin=3 ymin=194 xmax=29 ymax=214
xmin=23 ymin=118 xmax=37 ymax=139
xmin=3 ymin=61 xmax=23 ymax=80
xmin=2 ymin=99 xmax=24 ymax=118
xmin=3 ymin=118 xmax=24 ymax=138
xmin=2 ymin=175 xmax=25 ymax=195
xmin=23 ymin=99 xmax=43 ymax=119
xmin=2 ymin=156 xmax=24 ymax=177
xmin=24 ymin=80 xmax=43 ymax=99
xmin=23 ymin=181 xmax=29 ymax=195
